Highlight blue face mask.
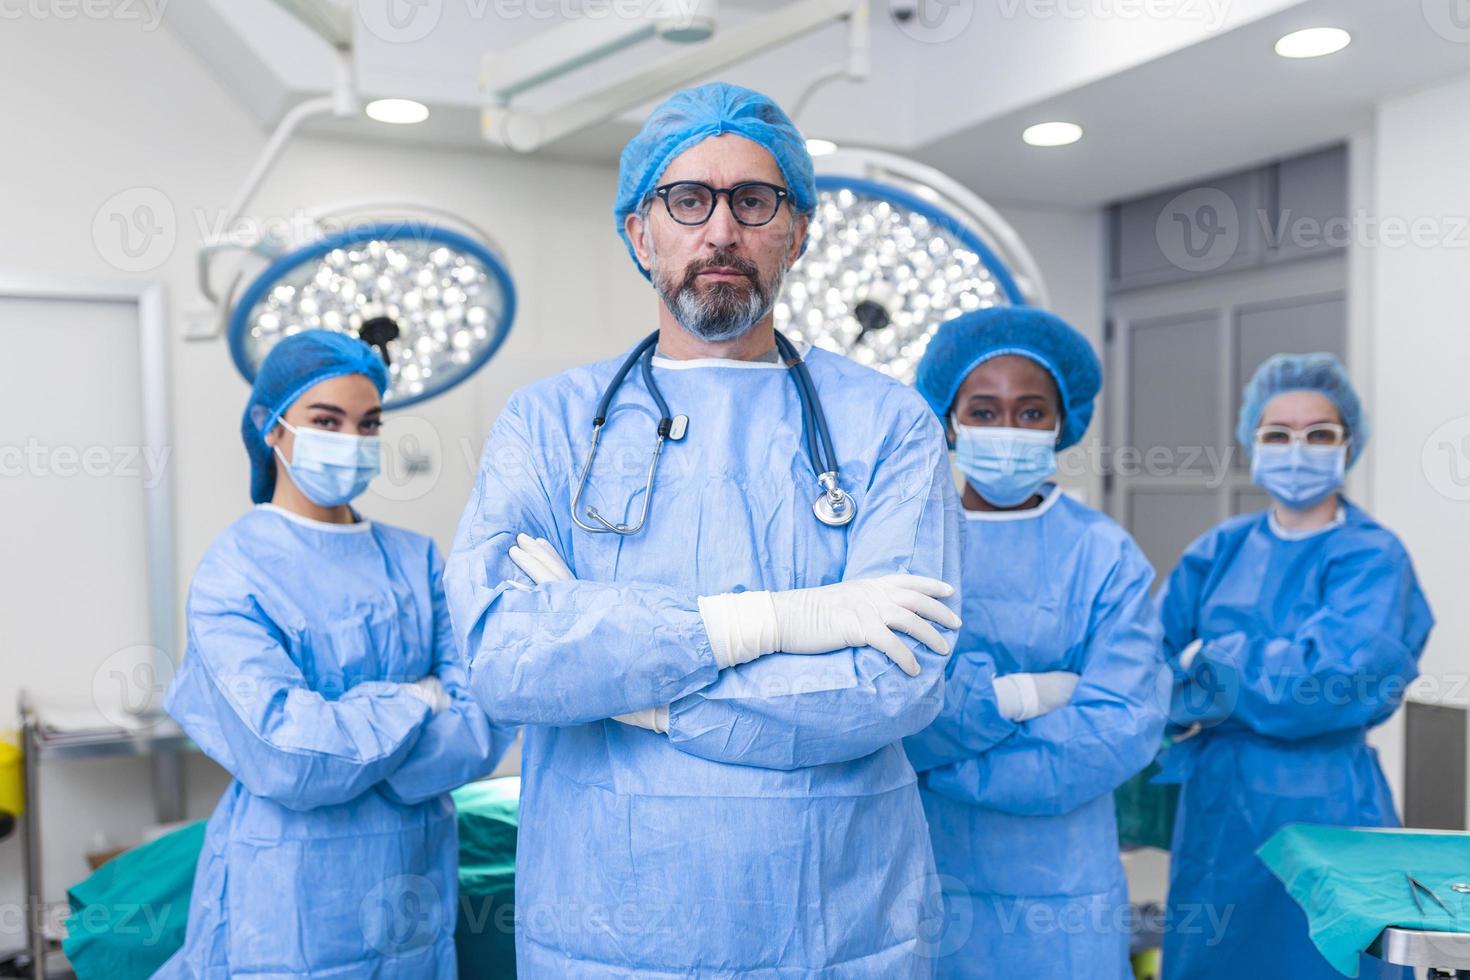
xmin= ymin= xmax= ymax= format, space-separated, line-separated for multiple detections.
xmin=1251 ymin=442 xmax=1346 ymax=510
xmin=951 ymin=418 xmax=1058 ymax=507
xmin=273 ymin=420 xmax=381 ymax=507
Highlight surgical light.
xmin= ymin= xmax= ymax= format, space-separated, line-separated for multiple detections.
xmin=1274 ymin=27 xmax=1351 ymax=59
xmin=806 ymin=138 xmax=839 ymax=157
xmin=776 ymin=148 xmax=1046 ymax=384
xmin=228 ymin=223 xmax=516 ymax=409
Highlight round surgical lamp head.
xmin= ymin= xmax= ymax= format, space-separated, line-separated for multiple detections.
xmin=777 ymin=148 xmax=1047 ymax=383
xmin=228 ymin=223 xmax=516 ymax=409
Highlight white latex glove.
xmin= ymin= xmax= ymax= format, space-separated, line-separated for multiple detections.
xmin=404 ymin=675 xmax=451 ymax=715
xmin=613 ymin=706 xmax=670 ymax=733
xmin=1179 ymin=638 xmax=1204 ymax=670
xmin=1033 ymin=670 xmax=1081 ymax=714
xmin=508 ymin=534 xmax=574 ymax=585
xmin=698 ymin=575 xmax=960 ymax=677
xmin=993 ymin=671 xmax=1080 ymax=722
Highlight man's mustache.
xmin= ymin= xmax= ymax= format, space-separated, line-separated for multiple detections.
xmin=680 ymin=252 xmax=760 ymax=291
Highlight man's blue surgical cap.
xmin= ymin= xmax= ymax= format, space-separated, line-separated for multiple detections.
xmin=613 ymin=82 xmax=817 ymax=280
xmin=1237 ymin=352 xmax=1367 ymax=463
xmin=915 ymin=306 xmax=1102 ymax=450
xmin=241 ymin=330 xmax=389 ymax=503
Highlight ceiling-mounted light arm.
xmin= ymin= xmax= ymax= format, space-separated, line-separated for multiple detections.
xmin=224 ymin=52 xmax=357 ymax=236
xmin=192 ymin=49 xmax=360 ymax=337
xmin=483 ymin=0 xmax=858 ymax=153
xmin=846 ymin=0 xmax=869 ymax=78
xmin=790 ymin=0 xmax=869 ymax=123
xmin=194 ymin=95 xmax=331 ymax=311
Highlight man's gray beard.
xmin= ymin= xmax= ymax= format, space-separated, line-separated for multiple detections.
xmin=662 ymin=278 xmax=768 ymax=342
xmin=651 ymin=254 xmax=791 ymax=343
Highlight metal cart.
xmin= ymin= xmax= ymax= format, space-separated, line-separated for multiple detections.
xmin=1369 ymin=926 xmax=1470 ymax=978
xmin=6 ymin=692 xmax=194 ymax=980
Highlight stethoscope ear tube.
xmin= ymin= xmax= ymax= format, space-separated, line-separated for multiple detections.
xmin=773 ymin=331 xmax=836 ymax=477
xmin=593 ymin=331 xmax=660 ymax=425
xmin=774 ymin=331 xmax=856 ymax=527
xmin=576 ymin=329 xmax=854 ymax=534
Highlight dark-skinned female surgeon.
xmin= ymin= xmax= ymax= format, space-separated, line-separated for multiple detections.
xmin=903 ymin=306 xmax=1168 ymax=978
xmin=158 ymin=330 xmax=511 ymax=978
xmin=1158 ymin=353 xmax=1433 ymax=979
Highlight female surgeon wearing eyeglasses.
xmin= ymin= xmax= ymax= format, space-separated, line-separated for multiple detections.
xmin=1157 ymin=353 xmax=1434 ymax=980
xmin=903 ymin=307 xmax=1168 ymax=978
xmin=157 ymin=330 xmax=510 ymax=979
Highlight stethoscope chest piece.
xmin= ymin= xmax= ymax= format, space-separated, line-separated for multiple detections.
xmin=813 ymin=472 xmax=857 ymax=527
xmin=814 ymin=490 xmax=857 ymax=527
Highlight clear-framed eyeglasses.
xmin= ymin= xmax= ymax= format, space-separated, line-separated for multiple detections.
xmin=1254 ymin=422 xmax=1349 ymax=448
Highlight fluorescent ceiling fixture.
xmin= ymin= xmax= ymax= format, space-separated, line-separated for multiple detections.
xmin=806 ymin=138 xmax=838 ymax=157
xmin=365 ymin=99 xmax=430 ymax=125
xmin=1274 ymin=27 xmax=1351 ymax=59
xmin=1022 ymin=122 xmax=1083 ymax=147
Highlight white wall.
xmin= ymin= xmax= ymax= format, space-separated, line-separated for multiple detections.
xmin=1366 ymin=71 xmax=1470 ymax=821
xmin=991 ymin=202 xmax=1109 ymax=506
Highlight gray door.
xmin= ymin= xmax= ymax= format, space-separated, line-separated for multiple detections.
xmin=1105 ymin=256 xmax=1347 ymax=578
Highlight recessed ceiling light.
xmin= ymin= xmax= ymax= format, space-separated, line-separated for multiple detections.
xmin=1022 ymin=122 xmax=1082 ymax=147
xmin=806 ymin=138 xmax=838 ymax=157
xmin=1274 ymin=27 xmax=1351 ymax=59
xmin=365 ymin=98 xmax=430 ymax=125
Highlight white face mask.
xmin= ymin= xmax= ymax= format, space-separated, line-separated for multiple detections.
xmin=1250 ymin=442 xmax=1346 ymax=511
xmin=274 ymin=420 xmax=381 ymax=506
xmin=950 ymin=417 xmax=1059 ymax=507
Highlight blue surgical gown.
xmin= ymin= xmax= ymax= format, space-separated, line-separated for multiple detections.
xmin=446 ymin=343 xmax=962 ymax=977
xmin=158 ymin=505 xmax=510 ymax=979
xmin=903 ymin=487 xmax=1167 ymax=979
xmin=1157 ymin=502 xmax=1433 ymax=980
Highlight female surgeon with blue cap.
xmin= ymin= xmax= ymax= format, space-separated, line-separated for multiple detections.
xmin=1158 ymin=352 xmax=1433 ymax=979
xmin=904 ymin=306 xmax=1167 ymax=978
xmin=158 ymin=330 xmax=510 ymax=979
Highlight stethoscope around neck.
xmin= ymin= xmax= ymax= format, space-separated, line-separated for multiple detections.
xmin=570 ymin=329 xmax=857 ymax=535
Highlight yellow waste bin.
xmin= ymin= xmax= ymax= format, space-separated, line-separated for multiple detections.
xmin=0 ymin=735 xmax=24 ymax=815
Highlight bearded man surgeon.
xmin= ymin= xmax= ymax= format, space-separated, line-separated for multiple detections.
xmin=445 ymin=83 xmax=964 ymax=977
